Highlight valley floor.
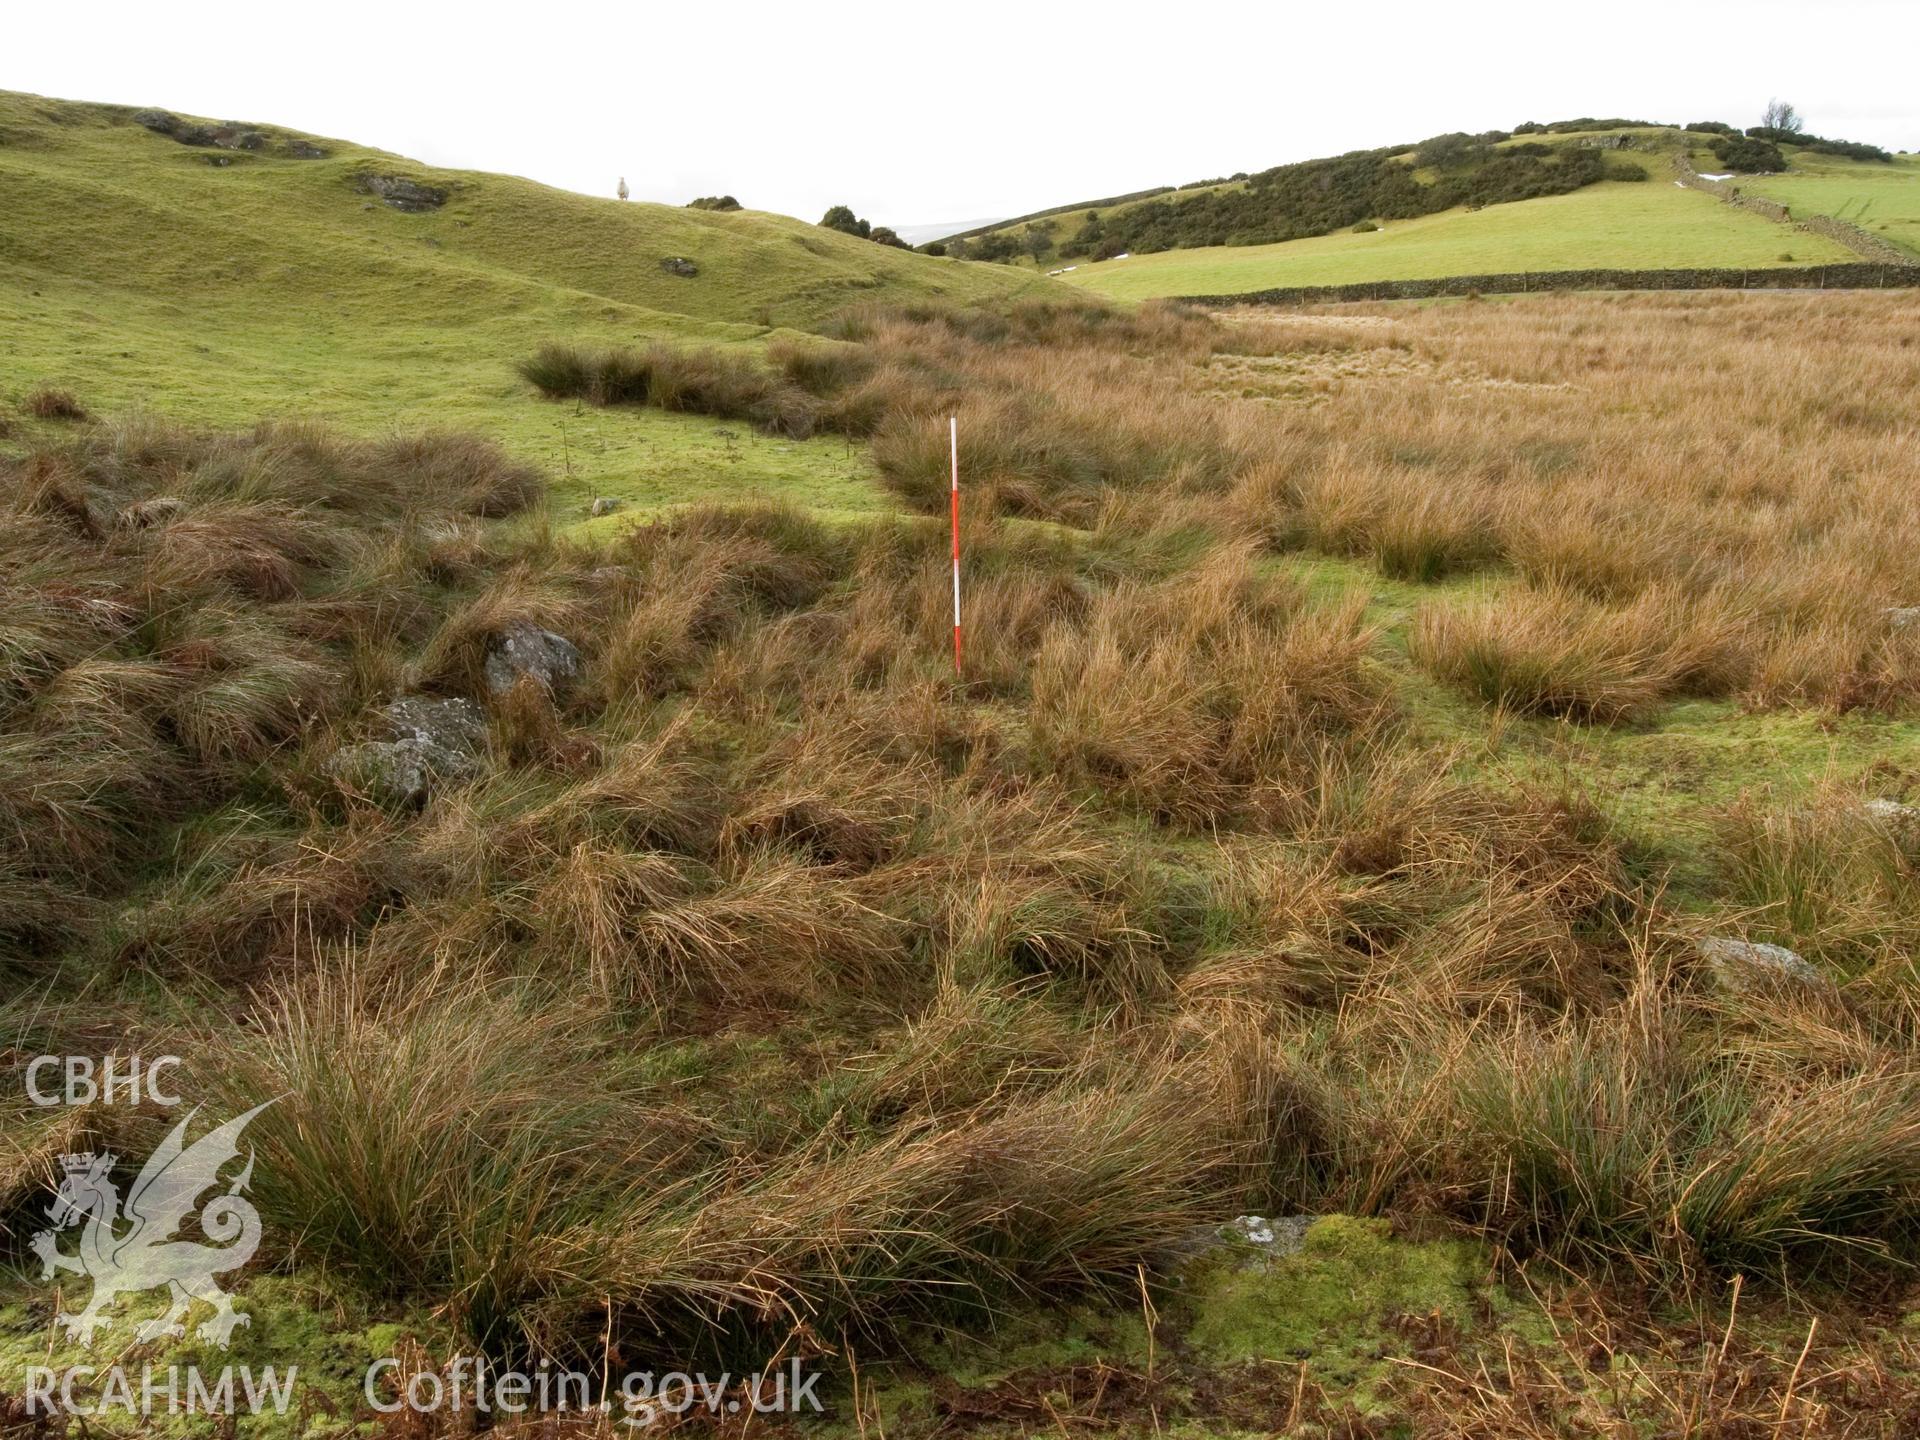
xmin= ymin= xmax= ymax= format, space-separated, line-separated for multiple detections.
xmin=5 ymin=288 xmax=1920 ymax=1438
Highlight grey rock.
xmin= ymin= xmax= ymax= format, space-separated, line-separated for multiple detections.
xmin=1864 ymin=798 xmax=1919 ymax=826
xmin=589 ymin=496 xmax=624 ymax=517
xmin=129 ymin=109 xmax=221 ymax=148
xmin=1698 ymin=936 xmax=1824 ymax=990
xmin=484 ymin=621 xmax=581 ymax=698
xmin=285 ymin=139 xmax=329 ymax=160
xmin=326 ymin=737 xmax=480 ymax=807
xmin=382 ymin=695 xmax=490 ymax=754
xmin=1888 ymin=607 xmax=1920 ymax=632
xmin=355 ymin=173 xmax=448 ymax=212
xmin=327 ymin=695 xmax=489 ymax=806
xmin=660 ymin=256 xmax=699 ymax=278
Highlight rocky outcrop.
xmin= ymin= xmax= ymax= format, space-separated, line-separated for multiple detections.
xmin=131 ymin=111 xmax=271 ymax=153
xmin=384 ymin=695 xmax=490 ymax=754
xmin=660 ymin=256 xmax=700 ymax=278
xmin=354 ymin=174 xmax=448 ymax=212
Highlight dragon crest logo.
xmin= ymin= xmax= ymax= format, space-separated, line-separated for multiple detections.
xmin=30 ymin=1102 xmax=273 ymax=1348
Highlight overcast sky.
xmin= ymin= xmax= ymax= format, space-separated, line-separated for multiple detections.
xmin=7 ymin=1 xmax=1917 ymax=228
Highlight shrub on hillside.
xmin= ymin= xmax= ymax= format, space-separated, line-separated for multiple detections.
xmin=821 ymin=205 xmax=916 ymax=250
xmin=1056 ymin=141 xmax=1607 ymax=258
xmin=819 ymin=204 xmax=871 ymax=238
xmin=1712 ymin=135 xmax=1788 ymax=173
xmin=1414 ymin=132 xmax=1484 ymax=169
xmin=1688 ymin=120 xmax=1738 ymax=135
xmin=971 ymin=231 xmax=1023 ymax=263
xmin=1748 ymin=127 xmax=1893 ymax=163
xmin=686 ymin=195 xmax=742 ymax=211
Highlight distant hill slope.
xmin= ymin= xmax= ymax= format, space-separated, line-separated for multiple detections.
xmin=952 ymin=124 xmax=1677 ymax=263
xmin=958 ymin=121 xmax=1916 ymax=300
xmin=0 ymin=89 xmax=1056 ymax=522
xmin=1058 ymin=180 xmax=1859 ymax=301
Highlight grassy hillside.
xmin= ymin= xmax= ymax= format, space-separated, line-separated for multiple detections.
xmin=963 ymin=124 xmax=1917 ymax=301
xmin=1746 ymin=151 xmax=1920 ymax=258
xmin=957 ymin=125 xmax=1676 ymax=263
xmin=0 ymin=89 xmax=1053 ymax=520
xmin=1057 ymin=178 xmax=1858 ymax=299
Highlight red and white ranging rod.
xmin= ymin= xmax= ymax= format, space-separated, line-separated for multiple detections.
xmin=950 ymin=415 xmax=963 ymax=675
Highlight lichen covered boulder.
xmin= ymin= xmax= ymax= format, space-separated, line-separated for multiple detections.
xmin=1698 ymin=936 xmax=1824 ymax=990
xmin=325 ymin=695 xmax=489 ymax=806
xmin=484 ymin=621 xmax=581 ymax=699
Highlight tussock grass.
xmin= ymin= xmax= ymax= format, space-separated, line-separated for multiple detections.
xmin=520 ymin=341 xmax=819 ymax=437
xmin=14 ymin=287 xmax=1920 ymax=1383
xmin=0 ymin=417 xmax=540 ymax=965
xmin=1409 ymin=584 xmax=1718 ymax=724
xmin=1717 ymin=791 xmax=1920 ymax=971
xmin=24 ymin=385 xmax=88 ymax=421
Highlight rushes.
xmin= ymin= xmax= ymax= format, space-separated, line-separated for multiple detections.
xmin=1409 ymin=585 xmax=1714 ymax=723
xmin=519 ymin=341 xmax=819 ymax=436
xmin=1717 ymin=793 xmax=1920 ymax=972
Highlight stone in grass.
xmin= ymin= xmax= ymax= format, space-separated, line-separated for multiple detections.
xmin=325 ymin=696 xmax=489 ymax=807
xmin=1697 ymin=936 xmax=1824 ymax=991
xmin=660 ymin=256 xmax=699 ymax=278
xmin=1864 ymin=798 xmax=1919 ymax=827
xmin=1888 ymin=607 xmax=1920 ymax=632
xmin=1156 ymin=1213 xmax=1314 ymax=1274
xmin=484 ymin=621 xmax=582 ymax=699
xmin=589 ymin=496 xmax=624 ymax=517
xmin=383 ymin=695 xmax=490 ymax=754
